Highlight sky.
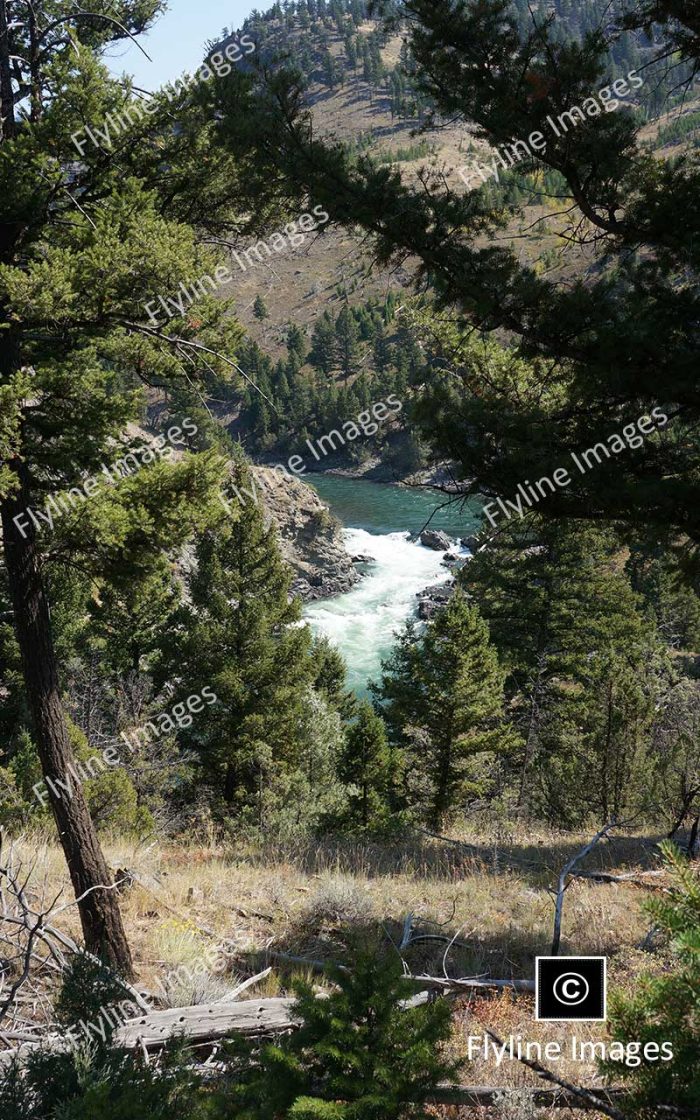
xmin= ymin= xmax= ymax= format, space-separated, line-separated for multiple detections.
xmin=105 ymin=1 xmax=258 ymax=91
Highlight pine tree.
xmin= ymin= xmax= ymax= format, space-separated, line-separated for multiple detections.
xmin=464 ymin=517 xmax=663 ymax=822
xmin=0 ymin=1 xmax=286 ymax=971
xmin=335 ymin=304 xmax=361 ymax=384
xmin=253 ymin=294 xmax=270 ymax=320
xmin=375 ymin=591 xmax=517 ymax=828
xmin=287 ymin=322 xmax=308 ymax=361
xmin=604 ymin=841 xmax=700 ymax=1117
xmin=224 ymin=952 xmax=460 ymax=1120
xmin=309 ymin=312 xmax=337 ymax=376
xmin=340 ymin=701 xmax=397 ymax=830
xmin=158 ymin=456 xmax=313 ymax=815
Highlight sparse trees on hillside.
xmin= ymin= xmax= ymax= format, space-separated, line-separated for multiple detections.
xmin=212 ymin=0 xmax=700 ymax=554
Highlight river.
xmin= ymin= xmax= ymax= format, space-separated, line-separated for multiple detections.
xmin=303 ymin=475 xmax=481 ymax=695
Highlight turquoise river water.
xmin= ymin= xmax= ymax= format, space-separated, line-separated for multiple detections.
xmin=303 ymin=475 xmax=480 ymax=695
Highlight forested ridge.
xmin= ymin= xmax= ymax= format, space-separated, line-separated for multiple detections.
xmin=0 ymin=0 xmax=698 ymax=1116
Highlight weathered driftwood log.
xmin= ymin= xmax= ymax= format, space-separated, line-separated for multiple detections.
xmin=410 ymin=974 xmax=535 ymax=994
xmin=423 ymin=1085 xmax=625 ymax=1110
xmin=573 ymin=869 xmax=666 ymax=885
xmin=0 ymin=995 xmax=630 ymax=1115
xmin=115 ymin=989 xmax=435 ymax=1051
xmin=115 ymin=996 xmax=300 ymax=1049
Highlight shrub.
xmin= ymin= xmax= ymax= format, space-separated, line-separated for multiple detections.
xmin=603 ymin=840 xmax=700 ymax=1117
xmin=218 ymin=951 xmax=459 ymax=1120
xmin=0 ymin=956 xmax=206 ymax=1120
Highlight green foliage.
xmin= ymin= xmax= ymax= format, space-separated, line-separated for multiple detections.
xmin=155 ymin=454 xmax=315 ymax=818
xmin=0 ymin=1039 xmax=207 ymax=1120
xmin=604 ymin=841 xmax=700 ymax=1117
xmin=375 ymin=590 xmax=518 ymax=827
xmin=648 ymin=679 xmax=700 ymax=837
xmin=464 ymin=517 xmax=664 ymax=823
xmin=218 ymin=952 xmax=460 ymax=1120
xmin=69 ymin=721 xmax=153 ymax=835
xmin=253 ymin=294 xmax=270 ymax=320
xmin=250 ymin=690 xmax=348 ymax=841
xmin=232 ymin=297 xmax=413 ymax=465
xmin=339 ymin=701 xmax=399 ymax=831
xmin=54 ymin=955 xmax=129 ymax=1043
xmin=0 ymin=955 xmax=207 ymax=1119
xmin=214 ymin=1 xmax=700 ymax=550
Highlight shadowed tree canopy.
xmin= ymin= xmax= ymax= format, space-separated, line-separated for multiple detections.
xmin=0 ymin=0 xmax=294 ymax=974
xmin=206 ymin=0 xmax=700 ymax=573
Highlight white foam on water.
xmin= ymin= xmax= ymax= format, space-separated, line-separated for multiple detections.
xmin=304 ymin=528 xmax=458 ymax=694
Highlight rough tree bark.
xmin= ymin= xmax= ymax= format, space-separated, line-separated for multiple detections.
xmin=0 ymin=453 xmax=135 ymax=979
xmin=0 ymin=10 xmax=134 ymax=980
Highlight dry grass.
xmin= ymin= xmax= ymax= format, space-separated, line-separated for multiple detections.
xmin=6 ymin=823 xmax=672 ymax=1114
xmin=11 ymin=823 xmax=666 ymax=987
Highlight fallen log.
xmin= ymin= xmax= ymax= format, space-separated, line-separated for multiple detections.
xmin=573 ymin=869 xmax=666 ymax=886
xmin=268 ymin=952 xmax=535 ymax=995
xmin=114 ymin=997 xmax=300 ymax=1049
xmin=0 ymin=1001 xmax=634 ymax=1114
xmin=410 ymin=974 xmax=535 ymax=994
xmin=424 ymin=1085 xmax=625 ymax=1110
xmin=0 ymin=981 xmax=519 ymax=1066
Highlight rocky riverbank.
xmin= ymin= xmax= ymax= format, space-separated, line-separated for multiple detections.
xmin=252 ymin=466 xmax=359 ymax=601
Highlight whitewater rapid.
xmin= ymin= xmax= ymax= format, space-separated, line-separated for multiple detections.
xmin=304 ymin=527 xmax=459 ymax=695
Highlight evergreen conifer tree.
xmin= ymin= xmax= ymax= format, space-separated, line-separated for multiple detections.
xmin=223 ymin=952 xmax=459 ymax=1120
xmin=310 ymin=312 xmax=337 ymax=377
xmin=375 ymin=591 xmax=517 ymax=828
xmin=253 ymin=294 xmax=270 ymax=320
xmin=0 ymin=0 xmax=288 ymax=970
xmin=340 ymin=701 xmax=397 ymax=830
xmin=604 ymin=841 xmax=700 ymax=1117
xmin=158 ymin=456 xmax=313 ymax=815
xmin=463 ymin=517 xmax=664 ymax=822
xmin=335 ymin=304 xmax=361 ymax=384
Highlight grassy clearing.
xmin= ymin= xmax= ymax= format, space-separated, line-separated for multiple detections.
xmin=8 ymin=824 xmax=673 ymax=1113
xmin=13 ymin=823 xmax=666 ymax=990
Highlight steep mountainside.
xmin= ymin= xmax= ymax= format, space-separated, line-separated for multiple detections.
xmin=209 ymin=0 xmax=699 ymax=358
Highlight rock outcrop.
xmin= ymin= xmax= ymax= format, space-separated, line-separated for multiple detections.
xmin=419 ymin=529 xmax=452 ymax=551
xmin=416 ymin=580 xmax=455 ymax=620
xmin=253 ymin=467 xmax=358 ymax=601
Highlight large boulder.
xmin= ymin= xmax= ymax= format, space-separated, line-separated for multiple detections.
xmin=420 ymin=529 xmax=452 ymax=551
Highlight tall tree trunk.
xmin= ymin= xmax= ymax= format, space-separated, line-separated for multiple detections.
xmin=1 ymin=457 xmax=135 ymax=980
xmin=0 ymin=1 xmax=15 ymax=141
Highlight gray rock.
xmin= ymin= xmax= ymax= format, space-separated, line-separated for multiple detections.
xmin=252 ymin=467 xmax=359 ymax=602
xmin=351 ymin=554 xmax=374 ymax=564
xmin=460 ymin=535 xmax=480 ymax=552
xmin=415 ymin=580 xmax=454 ymax=619
xmin=419 ymin=529 xmax=452 ymax=551
xmin=416 ymin=581 xmax=453 ymax=602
